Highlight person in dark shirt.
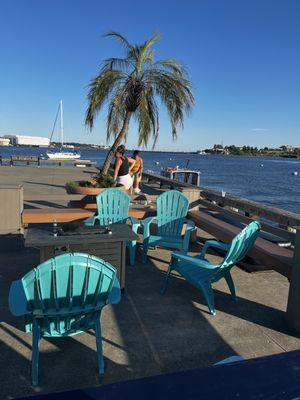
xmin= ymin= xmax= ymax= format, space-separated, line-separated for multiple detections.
xmin=113 ymin=145 xmax=135 ymax=194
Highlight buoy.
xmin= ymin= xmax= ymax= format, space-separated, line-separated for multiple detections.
xmin=292 ymin=171 xmax=298 ymax=176
xmin=260 ymin=164 xmax=264 ymax=167
xmin=155 ymin=161 xmax=159 ymax=165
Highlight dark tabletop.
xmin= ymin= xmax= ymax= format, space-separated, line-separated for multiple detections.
xmin=25 ymin=223 xmax=139 ymax=247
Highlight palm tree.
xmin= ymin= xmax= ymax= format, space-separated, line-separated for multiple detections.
xmin=85 ymin=32 xmax=194 ymax=175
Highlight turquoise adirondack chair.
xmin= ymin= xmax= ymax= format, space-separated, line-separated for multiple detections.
xmin=141 ymin=190 xmax=195 ymax=263
xmin=84 ymin=188 xmax=139 ymax=266
xmin=161 ymin=221 xmax=261 ymax=315
xmin=8 ymin=253 xmax=121 ymax=386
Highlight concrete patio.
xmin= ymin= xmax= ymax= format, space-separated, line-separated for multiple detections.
xmin=1 ymin=241 xmax=300 ymax=399
xmin=1 ymin=165 xmax=300 ymax=399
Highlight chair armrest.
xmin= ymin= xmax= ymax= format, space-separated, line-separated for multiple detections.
xmin=172 ymin=252 xmax=218 ymax=270
xmin=182 ymin=218 xmax=196 ymax=251
xmin=141 ymin=216 xmax=157 ymax=239
xmin=184 ymin=218 xmax=196 ymax=231
xmin=199 ymin=240 xmax=230 ymax=259
xmin=107 ymin=277 xmax=121 ymax=305
xmin=9 ymin=280 xmax=29 ymax=316
xmin=84 ymin=216 xmax=97 ymax=226
xmin=127 ymin=216 xmax=140 ymax=234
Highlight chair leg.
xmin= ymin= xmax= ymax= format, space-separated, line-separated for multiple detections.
xmin=200 ymin=281 xmax=216 ymax=316
xmin=129 ymin=242 xmax=136 ymax=266
xmin=95 ymin=318 xmax=104 ymax=374
xmin=224 ymin=272 xmax=237 ymax=301
xmin=126 ymin=241 xmax=136 ymax=266
xmin=32 ymin=320 xmax=40 ymax=386
xmin=160 ymin=265 xmax=172 ymax=294
xmin=142 ymin=238 xmax=149 ymax=264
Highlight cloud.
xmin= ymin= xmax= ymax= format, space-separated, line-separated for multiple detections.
xmin=251 ymin=128 xmax=269 ymax=132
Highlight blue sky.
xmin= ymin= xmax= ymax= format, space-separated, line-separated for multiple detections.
xmin=0 ymin=0 xmax=299 ymax=151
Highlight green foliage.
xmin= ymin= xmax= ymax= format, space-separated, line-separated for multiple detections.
xmin=85 ymin=31 xmax=194 ymax=148
xmin=93 ymin=173 xmax=115 ymax=188
xmin=67 ymin=174 xmax=115 ymax=188
xmin=67 ymin=180 xmax=95 ymax=188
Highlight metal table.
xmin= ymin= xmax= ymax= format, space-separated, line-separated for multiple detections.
xmin=25 ymin=223 xmax=138 ymax=290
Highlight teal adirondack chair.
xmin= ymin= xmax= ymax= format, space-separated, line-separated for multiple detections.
xmin=8 ymin=253 xmax=121 ymax=386
xmin=84 ymin=188 xmax=139 ymax=265
xmin=141 ymin=190 xmax=195 ymax=263
xmin=161 ymin=221 xmax=261 ymax=315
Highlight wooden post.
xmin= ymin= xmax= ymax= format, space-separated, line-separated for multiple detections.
xmin=286 ymin=227 xmax=300 ymax=334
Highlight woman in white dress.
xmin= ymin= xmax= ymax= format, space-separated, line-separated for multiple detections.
xmin=113 ymin=145 xmax=135 ymax=194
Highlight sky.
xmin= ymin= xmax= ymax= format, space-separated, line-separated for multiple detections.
xmin=0 ymin=0 xmax=299 ymax=151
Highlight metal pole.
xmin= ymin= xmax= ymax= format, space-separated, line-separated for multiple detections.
xmin=286 ymin=227 xmax=300 ymax=334
xmin=60 ymin=99 xmax=63 ymax=148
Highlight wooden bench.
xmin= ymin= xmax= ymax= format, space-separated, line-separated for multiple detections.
xmin=11 ymin=156 xmax=40 ymax=166
xmin=22 ymin=208 xmax=94 ymax=224
xmin=22 ymin=205 xmax=156 ymax=224
xmin=188 ymin=210 xmax=293 ymax=278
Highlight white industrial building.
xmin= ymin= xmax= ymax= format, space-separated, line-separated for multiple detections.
xmin=0 ymin=138 xmax=10 ymax=146
xmin=4 ymin=135 xmax=50 ymax=147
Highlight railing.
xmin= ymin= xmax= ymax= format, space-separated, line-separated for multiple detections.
xmin=0 ymin=156 xmax=96 ymax=167
xmin=142 ymin=170 xmax=298 ymax=244
xmin=0 ymin=155 xmax=41 ymax=166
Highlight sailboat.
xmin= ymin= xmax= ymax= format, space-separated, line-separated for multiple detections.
xmin=46 ymin=100 xmax=81 ymax=160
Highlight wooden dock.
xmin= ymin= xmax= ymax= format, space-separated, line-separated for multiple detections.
xmin=0 ymin=155 xmax=96 ymax=167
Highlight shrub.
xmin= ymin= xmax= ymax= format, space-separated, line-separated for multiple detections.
xmin=93 ymin=173 xmax=115 ymax=188
xmin=66 ymin=174 xmax=115 ymax=189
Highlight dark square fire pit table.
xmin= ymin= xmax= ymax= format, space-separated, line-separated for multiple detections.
xmin=25 ymin=223 xmax=139 ymax=290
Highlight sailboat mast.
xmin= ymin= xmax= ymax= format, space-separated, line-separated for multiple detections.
xmin=60 ymin=99 xmax=64 ymax=148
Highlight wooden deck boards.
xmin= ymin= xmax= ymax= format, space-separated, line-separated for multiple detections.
xmin=22 ymin=204 xmax=156 ymax=224
xmin=189 ymin=210 xmax=293 ymax=278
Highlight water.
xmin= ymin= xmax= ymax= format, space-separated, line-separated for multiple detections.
xmin=1 ymin=146 xmax=300 ymax=213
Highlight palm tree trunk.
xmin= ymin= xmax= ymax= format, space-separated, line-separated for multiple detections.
xmin=101 ymin=111 xmax=132 ymax=175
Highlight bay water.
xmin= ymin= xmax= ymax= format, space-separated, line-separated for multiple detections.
xmin=0 ymin=146 xmax=299 ymax=214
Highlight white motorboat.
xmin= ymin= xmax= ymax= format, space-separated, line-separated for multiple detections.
xmin=46 ymin=100 xmax=81 ymax=160
xmin=161 ymin=164 xmax=201 ymax=186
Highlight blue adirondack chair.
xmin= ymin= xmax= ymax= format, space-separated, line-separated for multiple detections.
xmin=161 ymin=221 xmax=261 ymax=315
xmin=8 ymin=252 xmax=121 ymax=386
xmin=84 ymin=188 xmax=140 ymax=266
xmin=141 ymin=190 xmax=195 ymax=263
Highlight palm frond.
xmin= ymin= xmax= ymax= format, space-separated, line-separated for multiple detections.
xmin=135 ymin=33 xmax=160 ymax=76
xmin=85 ymin=70 xmax=124 ymax=129
xmin=102 ymin=57 xmax=133 ymax=72
xmin=106 ymin=79 xmax=132 ymax=140
xmin=104 ymin=31 xmax=133 ymax=51
xmin=136 ymin=90 xmax=159 ymax=147
xmin=154 ymin=58 xmax=186 ymax=75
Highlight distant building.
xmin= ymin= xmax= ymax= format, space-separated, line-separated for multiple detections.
xmin=0 ymin=137 xmax=10 ymax=146
xmin=3 ymin=135 xmax=50 ymax=147
xmin=211 ymin=144 xmax=229 ymax=155
xmin=280 ymin=145 xmax=299 ymax=152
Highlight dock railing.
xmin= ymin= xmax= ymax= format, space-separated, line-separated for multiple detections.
xmin=142 ymin=170 xmax=298 ymax=244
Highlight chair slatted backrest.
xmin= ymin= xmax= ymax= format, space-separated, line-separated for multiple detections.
xmin=21 ymin=253 xmax=117 ymax=335
xmin=156 ymin=190 xmax=190 ymax=237
xmin=96 ymin=188 xmax=130 ymax=225
xmin=218 ymin=221 xmax=261 ymax=275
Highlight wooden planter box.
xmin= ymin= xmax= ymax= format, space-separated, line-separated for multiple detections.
xmin=65 ymin=182 xmax=108 ymax=196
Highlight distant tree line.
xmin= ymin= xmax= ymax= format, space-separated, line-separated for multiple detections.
xmin=201 ymin=144 xmax=300 ymax=157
